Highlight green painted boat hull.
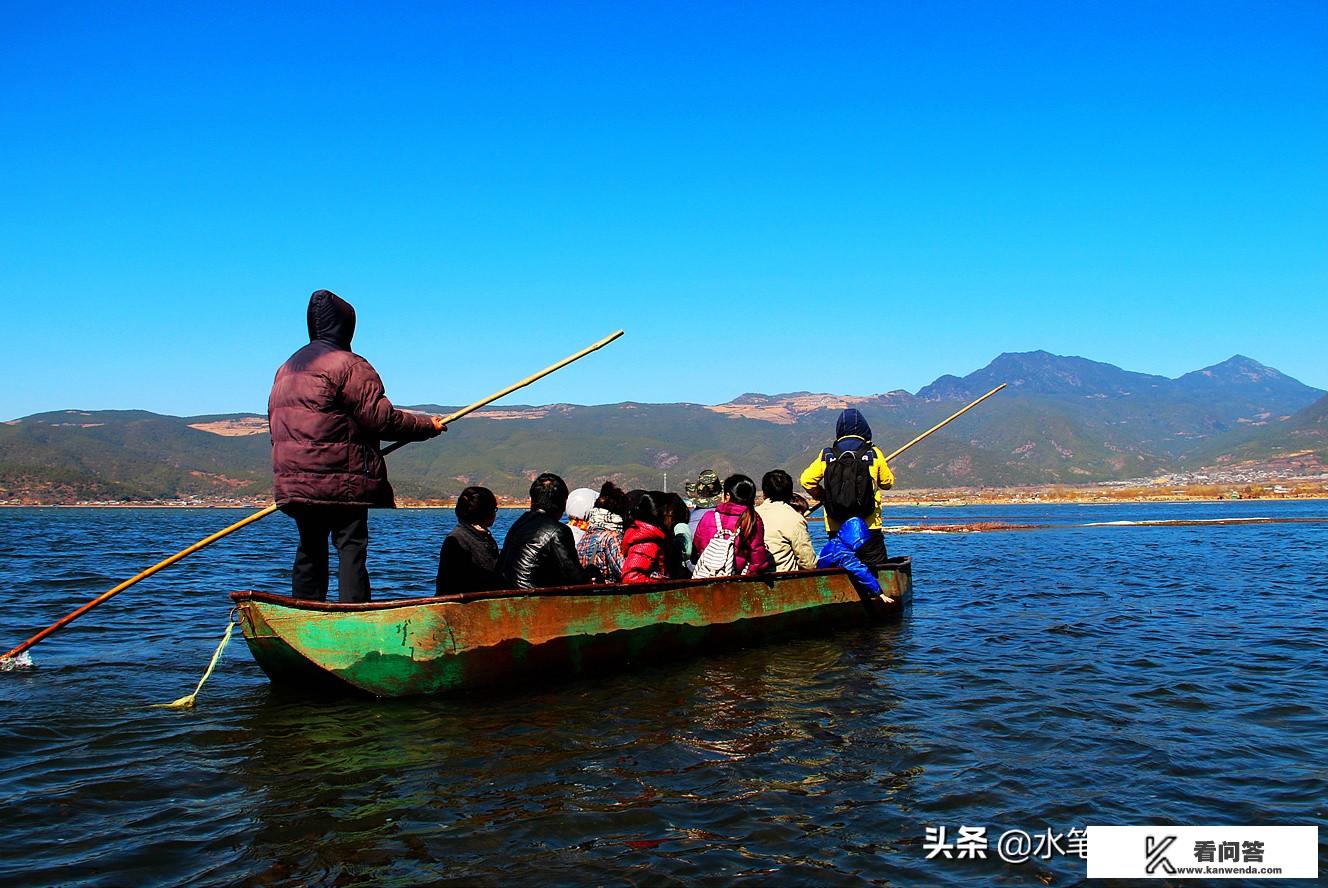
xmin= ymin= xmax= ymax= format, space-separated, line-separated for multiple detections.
xmin=231 ymin=559 xmax=911 ymax=698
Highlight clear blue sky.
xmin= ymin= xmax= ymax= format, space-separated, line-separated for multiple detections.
xmin=3 ymin=2 xmax=1325 ymax=419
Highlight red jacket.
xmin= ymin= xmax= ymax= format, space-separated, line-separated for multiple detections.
xmin=268 ymin=291 xmax=438 ymax=507
xmin=620 ymin=521 xmax=668 ymax=584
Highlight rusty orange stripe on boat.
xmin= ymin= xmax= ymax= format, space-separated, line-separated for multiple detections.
xmin=230 ymin=561 xmax=912 ymax=698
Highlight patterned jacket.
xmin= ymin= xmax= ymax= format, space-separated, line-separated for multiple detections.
xmin=576 ymin=508 xmax=625 ymax=583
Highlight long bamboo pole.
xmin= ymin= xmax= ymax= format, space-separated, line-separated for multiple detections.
xmin=381 ymin=328 xmax=624 ymax=456
xmin=1 ymin=329 xmax=626 ymax=664
xmin=2 ymin=504 xmax=280 ymax=662
xmin=807 ymin=383 xmax=1006 ymax=516
xmin=882 ymin=383 xmax=1007 ymax=462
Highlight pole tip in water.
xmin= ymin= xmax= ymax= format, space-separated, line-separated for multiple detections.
xmin=0 ymin=652 xmax=35 ymax=672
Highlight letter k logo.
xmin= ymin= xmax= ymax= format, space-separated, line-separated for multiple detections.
xmin=1145 ymin=835 xmax=1177 ymax=874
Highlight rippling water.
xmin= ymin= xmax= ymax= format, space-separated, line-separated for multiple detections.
xmin=2 ymin=501 xmax=1325 ymax=885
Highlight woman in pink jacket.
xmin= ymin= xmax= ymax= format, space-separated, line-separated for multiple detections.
xmin=690 ymin=474 xmax=773 ymax=576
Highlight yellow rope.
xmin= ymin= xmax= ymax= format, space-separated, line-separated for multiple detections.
xmin=156 ymin=620 xmax=234 ymax=709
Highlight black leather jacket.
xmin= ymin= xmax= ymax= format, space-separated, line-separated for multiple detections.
xmin=497 ymin=509 xmax=585 ymax=590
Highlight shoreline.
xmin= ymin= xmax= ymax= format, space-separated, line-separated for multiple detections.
xmin=5 ymin=493 xmax=1327 ymax=510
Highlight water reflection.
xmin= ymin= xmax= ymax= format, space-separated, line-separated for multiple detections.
xmin=227 ymin=627 xmax=919 ymax=883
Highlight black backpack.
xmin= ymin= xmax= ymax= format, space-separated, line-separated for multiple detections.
xmin=821 ymin=442 xmax=876 ymax=521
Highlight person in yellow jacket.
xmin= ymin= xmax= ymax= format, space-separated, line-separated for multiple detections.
xmin=800 ymin=408 xmax=894 ymax=567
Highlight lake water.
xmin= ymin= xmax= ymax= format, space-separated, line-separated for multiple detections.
xmin=1 ymin=501 xmax=1325 ymax=885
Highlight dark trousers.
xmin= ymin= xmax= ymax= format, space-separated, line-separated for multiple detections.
xmin=284 ymin=505 xmax=371 ymax=603
xmin=831 ymin=527 xmax=888 ymax=569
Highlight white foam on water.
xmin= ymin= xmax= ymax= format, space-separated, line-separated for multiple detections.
xmin=1080 ymin=517 xmax=1281 ymax=528
xmin=884 ymin=525 xmax=951 ymax=534
xmin=0 ymin=652 xmax=35 ymax=672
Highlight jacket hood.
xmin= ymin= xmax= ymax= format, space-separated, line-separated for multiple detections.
xmin=835 ymin=408 xmax=872 ymax=446
xmin=716 ymin=500 xmax=750 ymax=517
xmin=837 ymin=516 xmax=871 ymax=550
xmin=307 ymin=289 xmax=356 ymax=349
xmin=586 ymin=507 xmax=624 ymax=533
xmin=624 ymin=521 xmax=666 ymax=543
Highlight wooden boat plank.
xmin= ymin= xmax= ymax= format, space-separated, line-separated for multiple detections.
xmin=232 ymin=559 xmax=912 ymax=698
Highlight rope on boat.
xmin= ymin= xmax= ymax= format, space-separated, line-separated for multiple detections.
xmin=156 ymin=616 xmax=235 ymax=709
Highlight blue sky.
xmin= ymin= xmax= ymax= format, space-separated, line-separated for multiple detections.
xmin=2 ymin=2 xmax=1325 ymax=419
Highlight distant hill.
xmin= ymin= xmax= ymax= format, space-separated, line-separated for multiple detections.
xmin=1187 ymin=392 xmax=1328 ymax=469
xmin=2 ymin=352 xmax=1322 ymax=502
xmin=919 ymin=350 xmax=1169 ymax=399
xmin=0 ymin=410 xmax=270 ymax=501
xmin=915 ymin=353 xmax=1321 ymax=460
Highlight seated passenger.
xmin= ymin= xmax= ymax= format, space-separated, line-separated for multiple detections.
xmin=659 ymin=492 xmax=693 ymax=579
xmin=436 ymin=486 xmax=503 ymax=596
xmin=691 ymin=474 xmax=773 ymax=577
xmin=756 ymin=469 xmax=817 ymax=572
xmin=684 ymin=469 xmax=722 ymax=544
xmin=577 ymin=482 xmax=630 ymax=583
xmin=566 ymin=487 xmax=597 ymax=545
xmin=789 ymin=493 xmax=810 ymax=516
xmin=816 ymin=516 xmax=891 ymax=603
xmin=621 ymin=491 xmax=669 ymax=584
xmin=497 ymin=473 xmax=585 ymax=589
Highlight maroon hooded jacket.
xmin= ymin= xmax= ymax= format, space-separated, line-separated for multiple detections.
xmin=268 ymin=291 xmax=438 ymax=507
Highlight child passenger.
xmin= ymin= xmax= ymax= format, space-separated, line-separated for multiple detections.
xmin=436 ymin=486 xmax=503 ymax=596
xmin=816 ymin=516 xmax=893 ymax=603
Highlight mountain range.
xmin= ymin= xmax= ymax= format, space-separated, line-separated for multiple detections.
xmin=2 ymin=352 xmax=1323 ymax=503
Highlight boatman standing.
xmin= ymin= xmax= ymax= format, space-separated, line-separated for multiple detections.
xmin=268 ymin=289 xmax=445 ymax=603
xmin=800 ymin=408 xmax=894 ymax=568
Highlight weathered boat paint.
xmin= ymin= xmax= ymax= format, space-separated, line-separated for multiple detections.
xmin=231 ymin=559 xmax=911 ymax=698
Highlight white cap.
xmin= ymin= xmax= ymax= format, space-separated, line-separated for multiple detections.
xmin=566 ymin=487 xmax=597 ymax=520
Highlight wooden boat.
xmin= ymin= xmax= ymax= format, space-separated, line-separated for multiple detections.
xmin=230 ymin=558 xmax=911 ymax=698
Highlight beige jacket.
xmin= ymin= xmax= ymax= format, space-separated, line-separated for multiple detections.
xmin=756 ymin=500 xmax=817 ymax=572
